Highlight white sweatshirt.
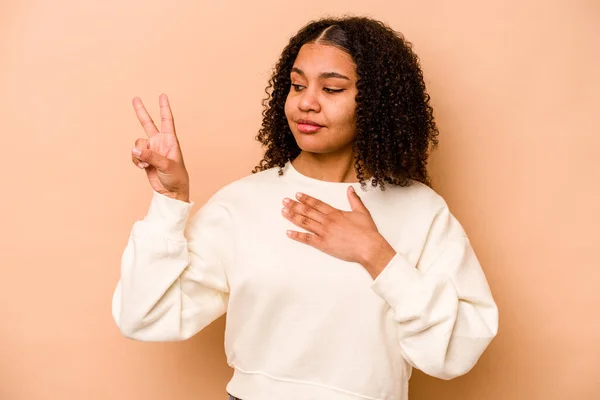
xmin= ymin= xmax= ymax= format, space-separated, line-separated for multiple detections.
xmin=112 ymin=161 xmax=498 ymax=400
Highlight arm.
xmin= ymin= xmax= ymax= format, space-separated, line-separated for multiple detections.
xmin=279 ymin=187 xmax=498 ymax=378
xmin=370 ymin=209 xmax=498 ymax=380
xmin=111 ymin=190 xmax=232 ymax=341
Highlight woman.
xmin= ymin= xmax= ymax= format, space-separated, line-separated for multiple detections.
xmin=112 ymin=16 xmax=498 ymax=400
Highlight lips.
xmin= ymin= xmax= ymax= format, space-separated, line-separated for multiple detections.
xmin=296 ymin=119 xmax=323 ymax=133
xmin=297 ymin=119 xmax=323 ymax=126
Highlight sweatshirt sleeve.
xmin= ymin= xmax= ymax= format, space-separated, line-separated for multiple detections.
xmin=370 ymin=206 xmax=498 ymax=380
xmin=111 ymin=190 xmax=233 ymax=341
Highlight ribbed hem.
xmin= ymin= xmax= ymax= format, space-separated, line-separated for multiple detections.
xmin=370 ymin=252 xmax=422 ymax=309
xmin=140 ymin=190 xmax=194 ymax=240
xmin=226 ymin=367 xmax=391 ymax=400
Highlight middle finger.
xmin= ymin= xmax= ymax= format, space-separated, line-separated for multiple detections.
xmin=282 ymin=198 xmax=326 ymax=224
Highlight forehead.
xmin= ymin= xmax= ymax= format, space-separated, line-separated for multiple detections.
xmin=292 ymin=43 xmax=356 ymax=78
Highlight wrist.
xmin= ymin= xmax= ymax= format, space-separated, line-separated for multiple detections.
xmin=360 ymin=234 xmax=397 ymax=279
xmin=163 ymin=191 xmax=190 ymax=203
xmin=173 ymin=193 xmax=190 ymax=203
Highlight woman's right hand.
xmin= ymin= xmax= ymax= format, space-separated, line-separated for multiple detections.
xmin=130 ymin=94 xmax=190 ymax=203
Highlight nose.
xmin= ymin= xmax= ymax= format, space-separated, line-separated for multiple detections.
xmin=297 ymin=88 xmax=321 ymax=113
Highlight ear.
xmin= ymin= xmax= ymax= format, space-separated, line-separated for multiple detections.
xmin=347 ymin=186 xmax=369 ymax=213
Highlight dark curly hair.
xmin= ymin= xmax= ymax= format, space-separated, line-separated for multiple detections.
xmin=252 ymin=16 xmax=439 ymax=189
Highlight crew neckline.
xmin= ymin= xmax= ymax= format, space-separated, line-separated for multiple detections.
xmin=281 ymin=160 xmax=375 ymax=191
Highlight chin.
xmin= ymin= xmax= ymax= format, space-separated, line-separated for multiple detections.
xmin=292 ymin=133 xmax=335 ymax=154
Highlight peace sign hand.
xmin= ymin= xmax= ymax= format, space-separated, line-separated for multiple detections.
xmin=130 ymin=94 xmax=190 ymax=202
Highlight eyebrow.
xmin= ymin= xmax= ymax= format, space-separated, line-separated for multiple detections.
xmin=291 ymin=67 xmax=350 ymax=80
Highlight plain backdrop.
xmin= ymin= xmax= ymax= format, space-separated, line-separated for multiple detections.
xmin=1 ymin=0 xmax=599 ymax=399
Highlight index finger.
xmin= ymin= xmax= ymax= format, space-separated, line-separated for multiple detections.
xmin=295 ymin=192 xmax=337 ymax=215
xmin=132 ymin=97 xmax=159 ymax=138
xmin=159 ymin=93 xmax=176 ymax=135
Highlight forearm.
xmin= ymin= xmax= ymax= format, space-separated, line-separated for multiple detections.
xmin=113 ymin=191 xmax=228 ymax=341
xmin=369 ymin=236 xmax=498 ymax=379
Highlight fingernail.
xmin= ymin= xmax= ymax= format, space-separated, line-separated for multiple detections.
xmin=296 ymin=192 xmax=304 ymax=199
xmin=283 ymin=198 xmax=291 ymax=205
xmin=141 ymin=162 xmax=149 ymax=168
xmin=282 ymin=207 xmax=290 ymax=215
xmin=349 ymin=186 xmax=355 ymax=193
xmin=132 ymin=148 xmax=141 ymax=156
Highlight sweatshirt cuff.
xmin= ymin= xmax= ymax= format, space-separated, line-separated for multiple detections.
xmin=140 ymin=190 xmax=195 ymax=241
xmin=370 ymin=252 xmax=423 ymax=309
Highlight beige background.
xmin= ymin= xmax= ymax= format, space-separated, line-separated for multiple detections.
xmin=1 ymin=0 xmax=599 ymax=399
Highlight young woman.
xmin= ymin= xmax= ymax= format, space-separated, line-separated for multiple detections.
xmin=112 ymin=16 xmax=498 ymax=400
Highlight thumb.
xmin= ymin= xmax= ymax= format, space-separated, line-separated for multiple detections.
xmin=132 ymin=147 xmax=170 ymax=171
xmin=347 ymin=186 xmax=368 ymax=213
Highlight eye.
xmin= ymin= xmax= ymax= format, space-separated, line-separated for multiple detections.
xmin=291 ymin=84 xmax=305 ymax=91
xmin=324 ymin=88 xmax=344 ymax=94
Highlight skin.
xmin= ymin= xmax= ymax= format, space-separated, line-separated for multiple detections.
xmin=284 ymin=43 xmax=360 ymax=183
xmin=282 ymin=190 xmax=397 ymax=279
xmin=130 ymin=94 xmax=190 ymax=203
xmin=282 ymin=43 xmax=396 ymax=279
xmin=129 ymin=44 xmax=398 ymax=279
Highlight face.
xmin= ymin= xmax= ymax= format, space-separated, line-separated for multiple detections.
xmin=284 ymin=43 xmax=358 ymax=155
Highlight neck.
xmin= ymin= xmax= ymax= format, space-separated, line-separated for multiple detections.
xmin=291 ymin=151 xmax=362 ymax=183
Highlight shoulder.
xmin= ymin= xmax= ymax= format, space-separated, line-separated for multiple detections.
xmin=404 ymin=181 xmax=467 ymax=238
xmin=381 ymin=179 xmax=449 ymax=213
xmin=374 ymin=180 xmax=467 ymax=238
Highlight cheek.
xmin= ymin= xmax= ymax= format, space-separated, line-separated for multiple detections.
xmin=330 ymin=100 xmax=357 ymax=129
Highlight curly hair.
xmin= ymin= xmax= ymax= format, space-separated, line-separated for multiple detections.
xmin=252 ymin=16 xmax=439 ymax=189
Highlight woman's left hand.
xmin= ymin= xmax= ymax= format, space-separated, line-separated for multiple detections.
xmin=282 ymin=186 xmax=397 ymax=278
